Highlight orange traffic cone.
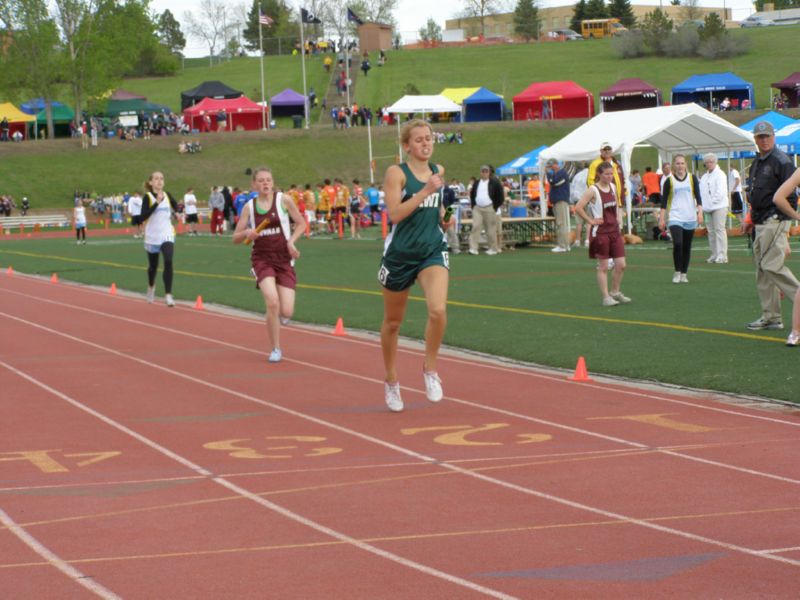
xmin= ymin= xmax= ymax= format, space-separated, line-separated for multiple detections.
xmin=6 ymin=266 xmax=12 ymax=276
xmin=332 ymin=317 xmax=346 ymax=336
xmin=568 ymin=356 xmax=592 ymax=382
xmin=194 ymin=295 xmax=204 ymax=310
xmin=50 ymin=273 xmax=58 ymax=283
xmin=109 ymin=282 xmax=117 ymax=295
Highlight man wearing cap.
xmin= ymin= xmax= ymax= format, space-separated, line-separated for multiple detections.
xmin=743 ymin=120 xmax=799 ymax=331
xmin=546 ymin=159 xmax=571 ymax=252
xmin=468 ymin=165 xmax=504 ymax=256
xmin=588 ymin=142 xmax=625 ymax=207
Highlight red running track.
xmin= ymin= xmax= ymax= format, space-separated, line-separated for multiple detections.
xmin=1 ymin=272 xmax=799 ymax=599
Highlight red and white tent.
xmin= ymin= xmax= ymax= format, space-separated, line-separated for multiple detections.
xmin=513 ymin=81 xmax=594 ymax=121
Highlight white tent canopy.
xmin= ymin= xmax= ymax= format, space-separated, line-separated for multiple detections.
xmin=538 ymin=104 xmax=757 ymax=231
xmin=387 ymin=94 xmax=461 ymax=115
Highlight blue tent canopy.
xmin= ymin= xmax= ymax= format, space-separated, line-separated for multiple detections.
xmin=671 ymin=72 xmax=754 ymax=110
xmin=695 ymin=111 xmax=799 ymax=159
xmin=21 ymin=98 xmax=64 ymax=115
xmin=740 ymin=111 xmax=797 ymax=133
xmin=775 ymin=122 xmax=800 ymax=155
xmin=496 ymin=145 xmax=548 ymax=176
xmin=463 ymin=87 xmax=504 ymax=122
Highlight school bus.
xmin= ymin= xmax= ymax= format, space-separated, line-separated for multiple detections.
xmin=581 ymin=18 xmax=627 ymax=39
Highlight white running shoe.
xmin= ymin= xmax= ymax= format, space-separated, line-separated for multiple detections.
xmin=707 ymin=256 xmax=717 ymax=263
xmin=165 ymin=293 xmax=175 ymax=307
xmin=486 ymin=249 xmax=498 ymax=256
xmin=468 ymin=249 xmax=479 ymax=256
xmin=551 ymin=246 xmax=567 ymax=253
xmin=423 ymin=371 xmax=443 ymax=402
xmin=146 ymin=286 xmax=156 ymax=303
xmin=715 ymin=257 xmax=728 ymax=264
xmin=279 ymin=316 xmax=291 ymax=326
xmin=384 ymin=381 xmax=403 ymax=412
xmin=602 ymin=296 xmax=619 ymax=307
xmin=268 ymin=348 xmax=282 ymax=363
xmin=672 ymin=272 xmax=681 ymax=284
xmin=610 ymin=291 xmax=631 ymax=304
xmin=679 ymin=273 xmax=689 ymax=283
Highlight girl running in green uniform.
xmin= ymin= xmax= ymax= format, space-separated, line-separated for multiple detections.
xmin=379 ymin=119 xmax=452 ymax=412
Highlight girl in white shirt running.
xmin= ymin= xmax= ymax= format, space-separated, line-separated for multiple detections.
xmin=141 ymin=171 xmax=179 ymax=306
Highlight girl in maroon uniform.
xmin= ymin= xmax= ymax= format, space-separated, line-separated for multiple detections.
xmin=233 ymin=167 xmax=306 ymax=363
xmin=575 ymin=162 xmax=631 ymax=307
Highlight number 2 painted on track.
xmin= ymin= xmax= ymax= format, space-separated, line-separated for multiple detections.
xmin=203 ymin=436 xmax=342 ymax=460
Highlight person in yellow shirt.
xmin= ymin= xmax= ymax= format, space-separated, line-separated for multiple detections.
xmin=317 ymin=181 xmax=332 ymax=232
xmin=303 ymin=184 xmax=317 ymax=235
xmin=588 ymin=142 xmax=626 ymax=207
xmin=334 ymin=178 xmax=349 ymax=231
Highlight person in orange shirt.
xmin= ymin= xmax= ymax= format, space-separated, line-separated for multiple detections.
xmin=642 ymin=166 xmax=661 ymax=205
xmin=323 ymin=178 xmax=337 ymax=232
xmin=334 ymin=178 xmax=349 ymax=231
xmin=526 ymin=174 xmax=541 ymax=213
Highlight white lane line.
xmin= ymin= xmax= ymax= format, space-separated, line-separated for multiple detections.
xmin=0 ymin=358 xmax=516 ymax=600
xmin=3 ymin=315 xmax=800 ymax=569
xmin=755 ymin=546 xmax=800 ymax=555
xmin=0 ymin=507 xmax=122 ymax=599
xmin=4 ymin=279 xmax=800 ymax=429
xmin=4 ymin=289 xmax=800 ymax=489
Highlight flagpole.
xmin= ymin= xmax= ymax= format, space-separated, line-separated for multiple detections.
xmin=299 ymin=10 xmax=309 ymax=129
xmin=258 ymin=13 xmax=268 ymax=131
xmin=345 ymin=39 xmax=351 ymax=112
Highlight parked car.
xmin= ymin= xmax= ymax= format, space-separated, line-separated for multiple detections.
xmin=740 ymin=15 xmax=777 ymax=27
xmin=548 ymin=29 xmax=583 ymax=40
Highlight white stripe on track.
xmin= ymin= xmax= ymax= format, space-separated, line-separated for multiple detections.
xmin=0 ymin=507 xmax=122 ymax=599
xmin=2 ymin=314 xmax=800 ymax=569
xmin=0 ymin=357 xmax=516 ymax=600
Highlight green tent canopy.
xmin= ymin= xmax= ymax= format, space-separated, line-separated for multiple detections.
xmin=35 ymin=104 xmax=75 ymax=124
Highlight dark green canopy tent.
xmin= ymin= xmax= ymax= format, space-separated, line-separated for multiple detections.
xmin=104 ymin=98 xmax=171 ymax=117
xmin=35 ymin=104 xmax=75 ymax=138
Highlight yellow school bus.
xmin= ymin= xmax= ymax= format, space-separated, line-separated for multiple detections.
xmin=581 ymin=18 xmax=627 ymax=39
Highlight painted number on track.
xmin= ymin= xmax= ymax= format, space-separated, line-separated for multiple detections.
xmin=203 ymin=436 xmax=343 ymax=459
xmin=0 ymin=450 xmax=120 ymax=474
xmin=401 ymin=424 xmax=552 ymax=446
xmin=586 ymin=413 xmax=718 ymax=433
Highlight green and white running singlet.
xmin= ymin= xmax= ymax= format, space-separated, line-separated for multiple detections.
xmin=378 ymin=162 xmax=448 ymax=291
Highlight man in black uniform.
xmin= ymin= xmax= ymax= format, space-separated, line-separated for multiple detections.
xmin=744 ymin=121 xmax=799 ymax=330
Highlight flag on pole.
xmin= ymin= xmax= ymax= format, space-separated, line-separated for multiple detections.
xmin=301 ymin=8 xmax=321 ymax=24
xmin=259 ymin=13 xmax=274 ymax=26
xmin=347 ymin=8 xmax=364 ymax=25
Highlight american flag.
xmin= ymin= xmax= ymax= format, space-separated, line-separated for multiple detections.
xmin=259 ymin=13 xmax=273 ymax=26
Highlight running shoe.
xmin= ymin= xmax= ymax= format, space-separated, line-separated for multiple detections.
xmin=601 ymin=296 xmax=619 ymax=307
xmin=679 ymin=273 xmax=689 ymax=283
xmin=706 ymin=256 xmax=717 ymax=263
xmin=423 ymin=371 xmax=443 ymax=402
xmin=746 ymin=317 xmax=783 ymax=331
xmin=279 ymin=316 xmax=291 ymax=326
xmin=268 ymin=348 xmax=282 ymax=363
xmin=786 ymin=331 xmax=800 ymax=347
xmin=384 ymin=381 xmax=403 ymax=412
xmin=165 ymin=293 xmax=175 ymax=307
xmin=146 ymin=286 xmax=155 ymax=303
xmin=672 ymin=272 xmax=681 ymax=284
xmin=610 ymin=292 xmax=631 ymax=304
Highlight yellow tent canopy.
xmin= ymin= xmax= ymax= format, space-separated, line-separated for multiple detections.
xmin=0 ymin=102 xmax=36 ymax=123
xmin=440 ymin=87 xmax=480 ymax=105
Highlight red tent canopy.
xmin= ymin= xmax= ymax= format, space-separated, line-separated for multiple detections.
xmin=183 ymin=96 xmax=264 ymax=132
xmin=599 ymin=78 xmax=662 ymax=112
xmin=512 ymin=81 xmax=594 ymax=121
xmin=772 ymin=72 xmax=800 ymax=108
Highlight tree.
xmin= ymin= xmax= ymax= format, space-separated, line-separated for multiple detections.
xmin=608 ymin=0 xmax=635 ymax=28
xmin=241 ymin=0 xmax=298 ymax=55
xmin=157 ymin=9 xmax=185 ymax=55
xmin=349 ymin=0 xmax=398 ymax=28
xmin=0 ymin=0 xmax=63 ymax=139
xmin=571 ymin=0 xmax=587 ymax=33
xmin=640 ymin=8 xmax=673 ymax=55
xmin=679 ymin=0 xmax=703 ymax=23
xmin=418 ymin=18 xmax=442 ymax=42
xmin=699 ymin=11 xmax=726 ymax=41
xmin=184 ymin=0 xmax=234 ymax=66
xmin=584 ymin=0 xmax=609 ymax=19
xmin=460 ymin=0 xmax=505 ymax=38
xmin=513 ymin=0 xmax=540 ymax=41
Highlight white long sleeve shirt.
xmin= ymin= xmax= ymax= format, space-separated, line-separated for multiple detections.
xmin=699 ymin=166 xmax=729 ymax=212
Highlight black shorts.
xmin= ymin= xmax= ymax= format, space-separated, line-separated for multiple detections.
xmin=185 ymin=214 xmax=199 ymax=224
xmin=130 ymin=215 xmax=143 ymax=226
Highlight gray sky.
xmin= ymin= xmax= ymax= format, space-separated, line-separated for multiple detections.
xmin=151 ymin=0 xmax=755 ymax=58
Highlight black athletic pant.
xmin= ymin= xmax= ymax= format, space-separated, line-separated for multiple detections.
xmin=75 ymin=227 xmax=86 ymax=241
xmin=669 ymin=225 xmax=694 ymax=274
xmin=146 ymin=241 xmax=174 ymax=293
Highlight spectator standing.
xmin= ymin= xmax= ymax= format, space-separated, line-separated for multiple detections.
xmin=570 ymin=163 xmax=589 ymax=248
xmin=588 ymin=142 xmax=626 ymax=207
xmin=629 ymin=169 xmax=642 ymax=205
xmin=443 ymin=181 xmax=460 ymax=254
xmin=574 ymin=162 xmax=630 ymax=306
xmin=729 ymin=166 xmax=743 ymax=214
xmin=128 ymin=192 xmax=143 ymax=238
xmin=232 ymin=167 xmax=306 ymax=363
xmin=642 ymin=166 xmax=661 ymax=205
xmin=546 ymin=159 xmax=571 ymax=253
xmin=183 ymin=187 xmax=199 ymax=235
xmin=699 ymin=153 xmax=729 ymax=264
xmin=141 ymin=171 xmax=179 ymax=307
xmin=771 ymin=168 xmax=800 ymax=345
xmin=659 ymin=155 xmax=703 ymax=284
xmin=0 ymin=117 xmax=9 ymax=141
xmin=208 ymin=186 xmax=225 ymax=235
xmin=468 ymin=165 xmax=503 ymax=256
xmin=366 ymin=183 xmax=381 ymax=224
xmin=74 ymin=200 xmax=87 ymax=245
xmin=526 ymin=174 xmax=541 ymax=212
xmin=743 ymin=121 xmax=799 ymax=331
